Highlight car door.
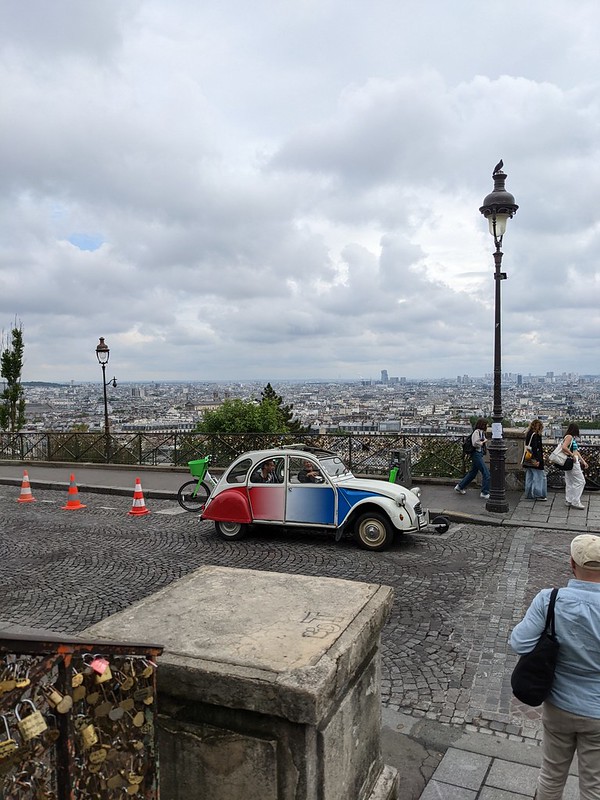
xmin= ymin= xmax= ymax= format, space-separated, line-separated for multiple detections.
xmin=285 ymin=456 xmax=336 ymax=526
xmin=248 ymin=456 xmax=286 ymax=522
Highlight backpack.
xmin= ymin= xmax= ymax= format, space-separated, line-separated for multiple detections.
xmin=462 ymin=435 xmax=474 ymax=456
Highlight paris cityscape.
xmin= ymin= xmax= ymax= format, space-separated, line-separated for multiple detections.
xmin=20 ymin=368 xmax=600 ymax=441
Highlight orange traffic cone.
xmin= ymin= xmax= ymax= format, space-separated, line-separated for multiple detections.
xmin=61 ymin=474 xmax=86 ymax=510
xmin=128 ymin=478 xmax=150 ymax=516
xmin=17 ymin=470 xmax=36 ymax=503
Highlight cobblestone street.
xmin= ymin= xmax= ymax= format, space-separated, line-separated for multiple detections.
xmin=0 ymin=485 xmax=575 ymax=751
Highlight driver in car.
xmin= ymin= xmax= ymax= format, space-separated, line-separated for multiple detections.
xmin=251 ymin=459 xmax=280 ymax=483
xmin=297 ymin=460 xmax=323 ymax=483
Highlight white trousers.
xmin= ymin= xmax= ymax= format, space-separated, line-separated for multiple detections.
xmin=564 ymin=461 xmax=585 ymax=505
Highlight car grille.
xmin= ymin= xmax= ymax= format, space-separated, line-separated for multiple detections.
xmin=414 ymin=503 xmax=423 ymax=516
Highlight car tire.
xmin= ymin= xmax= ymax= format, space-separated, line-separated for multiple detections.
xmin=354 ymin=512 xmax=393 ymax=551
xmin=215 ymin=521 xmax=247 ymax=541
xmin=177 ymin=480 xmax=210 ymax=511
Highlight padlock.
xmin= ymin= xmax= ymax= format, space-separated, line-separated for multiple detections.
xmin=90 ymin=656 xmax=110 ymax=675
xmin=14 ymin=662 xmax=31 ymax=689
xmin=0 ymin=664 xmax=17 ymax=694
xmin=15 ymin=700 xmax=48 ymax=742
xmin=0 ymin=715 xmax=18 ymax=759
xmin=44 ymin=713 xmax=61 ymax=745
xmin=71 ymin=667 xmax=84 ymax=688
xmin=41 ymin=684 xmax=73 ymax=714
xmin=78 ymin=720 xmax=99 ymax=750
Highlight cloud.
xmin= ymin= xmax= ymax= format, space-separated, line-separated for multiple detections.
xmin=0 ymin=0 xmax=599 ymax=381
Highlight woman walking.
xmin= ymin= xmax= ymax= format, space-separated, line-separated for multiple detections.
xmin=561 ymin=423 xmax=588 ymax=509
xmin=455 ymin=418 xmax=490 ymax=499
xmin=524 ymin=419 xmax=547 ymax=500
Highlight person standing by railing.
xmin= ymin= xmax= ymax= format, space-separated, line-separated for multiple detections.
xmin=524 ymin=419 xmax=547 ymax=501
xmin=562 ymin=424 xmax=588 ymax=510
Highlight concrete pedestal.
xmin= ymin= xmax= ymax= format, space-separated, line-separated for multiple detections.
xmin=84 ymin=566 xmax=397 ymax=800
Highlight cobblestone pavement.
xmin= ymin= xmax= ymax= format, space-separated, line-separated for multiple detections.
xmin=0 ymin=486 xmax=575 ymax=748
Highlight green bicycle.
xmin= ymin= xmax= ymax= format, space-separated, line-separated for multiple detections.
xmin=176 ymin=456 xmax=217 ymax=512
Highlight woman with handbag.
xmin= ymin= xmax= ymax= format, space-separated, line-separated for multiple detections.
xmin=562 ymin=423 xmax=588 ymax=509
xmin=523 ymin=419 xmax=547 ymax=500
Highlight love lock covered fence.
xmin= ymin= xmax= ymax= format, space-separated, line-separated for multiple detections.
xmin=0 ymin=632 xmax=163 ymax=799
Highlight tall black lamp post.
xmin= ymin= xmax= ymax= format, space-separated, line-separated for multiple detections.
xmin=95 ymin=337 xmax=117 ymax=462
xmin=479 ymin=161 xmax=518 ymax=513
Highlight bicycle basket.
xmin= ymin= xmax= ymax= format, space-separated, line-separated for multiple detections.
xmin=188 ymin=457 xmax=210 ymax=478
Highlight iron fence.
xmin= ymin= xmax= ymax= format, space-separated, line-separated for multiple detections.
xmin=1 ymin=431 xmax=599 ymax=487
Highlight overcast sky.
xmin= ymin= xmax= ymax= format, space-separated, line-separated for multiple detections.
xmin=1 ymin=0 xmax=599 ymax=383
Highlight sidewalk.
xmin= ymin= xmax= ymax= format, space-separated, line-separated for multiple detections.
xmin=1 ymin=461 xmax=598 ymax=534
xmin=1 ymin=461 xmax=598 ymax=798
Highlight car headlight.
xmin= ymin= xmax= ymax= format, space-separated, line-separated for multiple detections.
xmin=412 ymin=486 xmax=421 ymax=499
xmin=396 ymin=493 xmax=406 ymax=507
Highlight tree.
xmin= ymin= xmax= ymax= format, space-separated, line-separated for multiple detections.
xmin=260 ymin=383 xmax=305 ymax=434
xmin=0 ymin=325 xmax=26 ymax=432
xmin=196 ymin=398 xmax=284 ymax=434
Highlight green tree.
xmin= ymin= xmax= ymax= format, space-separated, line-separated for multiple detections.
xmin=260 ymin=383 xmax=305 ymax=433
xmin=0 ymin=325 xmax=26 ymax=432
xmin=196 ymin=398 xmax=284 ymax=434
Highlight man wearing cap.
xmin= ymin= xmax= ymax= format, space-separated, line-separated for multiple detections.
xmin=510 ymin=534 xmax=600 ymax=799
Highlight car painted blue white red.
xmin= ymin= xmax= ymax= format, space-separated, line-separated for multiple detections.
xmin=200 ymin=446 xmax=436 ymax=551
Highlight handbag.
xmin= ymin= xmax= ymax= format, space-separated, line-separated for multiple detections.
xmin=521 ymin=433 xmax=535 ymax=466
xmin=511 ymin=588 xmax=559 ymax=706
xmin=561 ymin=456 xmax=574 ymax=472
xmin=548 ymin=442 xmax=568 ymax=466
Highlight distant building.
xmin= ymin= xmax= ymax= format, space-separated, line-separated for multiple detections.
xmin=381 ymin=370 xmax=389 ymax=384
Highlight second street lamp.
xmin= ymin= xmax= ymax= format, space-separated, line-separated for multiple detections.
xmin=479 ymin=161 xmax=518 ymax=513
xmin=96 ymin=337 xmax=117 ymax=462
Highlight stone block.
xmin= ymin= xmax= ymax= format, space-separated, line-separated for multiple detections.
xmin=83 ymin=565 xmax=397 ymax=800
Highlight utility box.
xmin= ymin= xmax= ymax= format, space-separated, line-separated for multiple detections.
xmin=389 ymin=449 xmax=411 ymax=487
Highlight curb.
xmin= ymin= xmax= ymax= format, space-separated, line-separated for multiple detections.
xmin=0 ymin=478 xmax=175 ymax=502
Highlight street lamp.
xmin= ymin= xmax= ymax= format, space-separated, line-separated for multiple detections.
xmin=95 ymin=337 xmax=117 ymax=462
xmin=479 ymin=160 xmax=518 ymax=513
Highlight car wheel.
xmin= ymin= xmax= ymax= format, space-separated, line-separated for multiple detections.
xmin=215 ymin=521 xmax=247 ymax=540
xmin=432 ymin=515 xmax=449 ymax=534
xmin=354 ymin=512 xmax=393 ymax=551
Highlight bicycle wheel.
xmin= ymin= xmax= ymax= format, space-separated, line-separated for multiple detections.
xmin=177 ymin=480 xmax=210 ymax=511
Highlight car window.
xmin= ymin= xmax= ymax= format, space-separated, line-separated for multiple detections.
xmin=249 ymin=457 xmax=284 ymax=484
xmin=289 ymin=456 xmax=324 ymax=484
xmin=226 ymin=458 xmax=252 ymax=484
xmin=319 ymin=456 xmax=352 ymax=478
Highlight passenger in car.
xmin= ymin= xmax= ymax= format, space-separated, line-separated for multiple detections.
xmin=297 ymin=460 xmax=323 ymax=483
xmin=251 ymin=459 xmax=280 ymax=483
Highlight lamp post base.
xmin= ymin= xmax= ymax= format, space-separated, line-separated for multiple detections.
xmin=486 ymin=437 xmax=509 ymax=514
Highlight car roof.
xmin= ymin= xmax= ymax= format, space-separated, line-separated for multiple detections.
xmin=236 ymin=446 xmax=339 ymax=462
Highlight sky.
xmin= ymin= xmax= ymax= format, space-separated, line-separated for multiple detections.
xmin=1 ymin=0 xmax=600 ymax=383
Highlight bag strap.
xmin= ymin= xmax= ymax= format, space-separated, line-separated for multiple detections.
xmin=544 ymin=588 xmax=559 ymax=637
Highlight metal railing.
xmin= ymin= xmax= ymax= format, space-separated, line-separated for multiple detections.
xmin=1 ymin=431 xmax=599 ymax=487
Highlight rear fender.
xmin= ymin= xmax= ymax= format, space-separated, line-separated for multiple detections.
xmin=201 ymin=487 xmax=252 ymax=524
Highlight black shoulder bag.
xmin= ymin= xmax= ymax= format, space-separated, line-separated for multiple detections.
xmin=511 ymin=588 xmax=559 ymax=706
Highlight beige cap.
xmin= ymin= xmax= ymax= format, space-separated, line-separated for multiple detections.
xmin=571 ymin=534 xmax=600 ymax=570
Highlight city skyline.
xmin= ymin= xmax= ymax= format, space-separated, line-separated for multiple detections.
xmin=2 ymin=1 xmax=600 ymax=382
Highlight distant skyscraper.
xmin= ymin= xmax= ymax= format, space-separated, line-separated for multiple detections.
xmin=381 ymin=370 xmax=389 ymax=384
xmin=517 ymin=374 xmax=522 ymax=386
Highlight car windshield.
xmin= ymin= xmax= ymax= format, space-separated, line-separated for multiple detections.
xmin=318 ymin=456 xmax=353 ymax=478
